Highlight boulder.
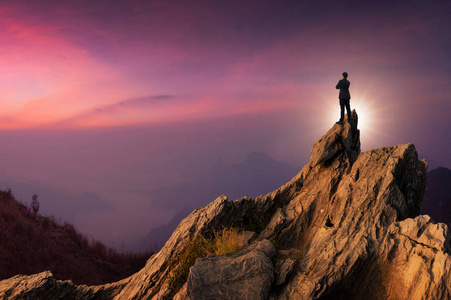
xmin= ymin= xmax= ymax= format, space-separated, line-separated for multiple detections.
xmin=186 ymin=240 xmax=276 ymax=300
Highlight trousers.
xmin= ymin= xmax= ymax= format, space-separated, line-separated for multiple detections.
xmin=339 ymin=99 xmax=351 ymax=121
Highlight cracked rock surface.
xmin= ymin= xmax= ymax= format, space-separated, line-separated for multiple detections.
xmin=1 ymin=110 xmax=449 ymax=299
xmin=186 ymin=239 xmax=276 ymax=300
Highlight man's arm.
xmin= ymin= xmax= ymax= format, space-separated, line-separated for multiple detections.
xmin=336 ymin=80 xmax=341 ymax=89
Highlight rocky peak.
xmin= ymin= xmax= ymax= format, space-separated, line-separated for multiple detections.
xmin=309 ymin=110 xmax=360 ymax=167
xmin=1 ymin=110 xmax=450 ymax=300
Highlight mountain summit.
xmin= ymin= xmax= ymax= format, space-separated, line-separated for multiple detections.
xmin=1 ymin=110 xmax=450 ymax=299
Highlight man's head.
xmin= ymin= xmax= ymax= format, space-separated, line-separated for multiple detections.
xmin=342 ymin=72 xmax=348 ymax=79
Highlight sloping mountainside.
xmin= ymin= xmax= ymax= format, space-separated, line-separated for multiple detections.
xmin=0 ymin=190 xmax=151 ymax=286
xmin=1 ymin=110 xmax=450 ymax=299
xmin=421 ymin=167 xmax=451 ymax=228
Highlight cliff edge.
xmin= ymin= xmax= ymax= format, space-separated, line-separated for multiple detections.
xmin=1 ymin=111 xmax=449 ymax=300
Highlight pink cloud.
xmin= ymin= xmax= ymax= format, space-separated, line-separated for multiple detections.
xmin=0 ymin=0 xmax=447 ymax=134
xmin=0 ymin=6 xmax=142 ymax=128
xmin=52 ymin=91 xmax=299 ymax=128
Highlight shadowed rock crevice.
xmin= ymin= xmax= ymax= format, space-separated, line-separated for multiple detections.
xmin=1 ymin=109 xmax=449 ymax=300
xmin=319 ymin=253 xmax=388 ymax=300
xmin=392 ymin=144 xmax=428 ymax=219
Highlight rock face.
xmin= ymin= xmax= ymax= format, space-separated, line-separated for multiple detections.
xmin=186 ymin=239 xmax=276 ymax=300
xmin=1 ymin=110 xmax=450 ymax=299
xmin=379 ymin=215 xmax=451 ymax=299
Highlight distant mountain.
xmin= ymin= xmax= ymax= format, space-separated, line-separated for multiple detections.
xmin=0 ymin=189 xmax=151 ymax=285
xmin=139 ymin=152 xmax=299 ymax=250
xmin=0 ymin=180 xmax=112 ymax=223
xmin=420 ymin=167 xmax=451 ymax=227
xmin=418 ymin=154 xmax=448 ymax=171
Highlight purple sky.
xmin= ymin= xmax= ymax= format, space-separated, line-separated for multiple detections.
xmin=0 ymin=0 xmax=449 ymax=249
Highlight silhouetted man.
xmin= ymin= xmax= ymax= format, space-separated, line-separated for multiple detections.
xmin=336 ymin=72 xmax=351 ymax=124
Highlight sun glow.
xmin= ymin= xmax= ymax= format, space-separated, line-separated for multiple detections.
xmin=323 ymin=97 xmax=374 ymax=133
xmin=351 ymin=99 xmax=374 ymax=134
xmin=318 ymin=93 xmax=392 ymax=151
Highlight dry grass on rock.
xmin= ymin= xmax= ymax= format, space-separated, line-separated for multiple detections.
xmin=167 ymin=227 xmax=248 ymax=294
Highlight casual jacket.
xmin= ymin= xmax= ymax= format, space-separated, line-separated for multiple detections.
xmin=336 ymin=79 xmax=351 ymax=100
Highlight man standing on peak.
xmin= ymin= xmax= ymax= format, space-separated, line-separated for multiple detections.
xmin=336 ymin=72 xmax=351 ymax=124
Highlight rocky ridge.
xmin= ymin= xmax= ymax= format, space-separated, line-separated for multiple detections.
xmin=1 ymin=110 xmax=450 ymax=299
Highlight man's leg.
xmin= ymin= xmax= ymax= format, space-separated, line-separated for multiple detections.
xmin=339 ymin=99 xmax=345 ymax=121
xmin=345 ymin=100 xmax=351 ymax=121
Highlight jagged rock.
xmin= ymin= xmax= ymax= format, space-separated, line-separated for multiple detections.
xmin=274 ymin=258 xmax=295 ymax=286
xmin=374 ymin=215 xmax=451 ymax=299
xmin=390 ymin=215 xmax=450 ymax=252
xmin=1 ymin=109 xmax=449 ymax=299
xmin=186 ymin=239 xmax=276 ymax=300
xmin=259 ymin=113 xmax=432 ymax=298
xmin=0 ymin=271 xmax=126 ymax=299
xmin=309 ymin=110 xmax=360 ymax=167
